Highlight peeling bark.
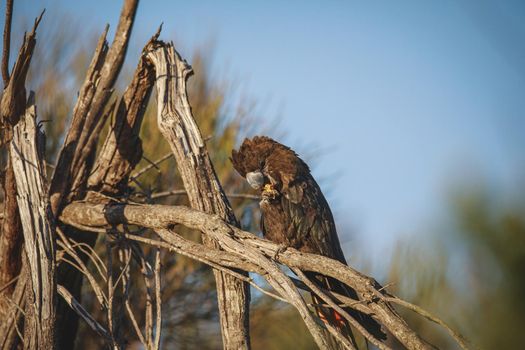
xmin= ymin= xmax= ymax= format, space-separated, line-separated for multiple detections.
xmin=10 ymin=97 xmax=56 ymax=349
xmin=61 ymin=201 xmax=452 ymax=350
xmin=146 ymin=42 xmax=251 ymax=350
xmin=46 ymin=1 xmax=139 ymax=348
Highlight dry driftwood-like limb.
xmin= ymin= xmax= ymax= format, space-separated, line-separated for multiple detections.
xmin=50 ymin=0 xmax=138 ymax=214
xmin=57 ymin=285 xmax=111 ymax=341
xmin=1 ymin=0 xmax=13 ymax=86
xmin=47 ymin=2 xmax=139 ymax=348
xmin=87 ymin=30 xmax=158 ymax=197
xmin=0 ymin=9 xmax=44 ymax=308
xmin=153 ymin=249 xmax=162 ymax=350
xmin=146 ymin=41 xmax=251 ymax=349
xmin=0 ymin=160 xmax=22 ymax=295
xmin=60 ymin=201 xmax=469 ymax=350
xmin=384 ymin=297 xmax=470 ymax=350
xmin=0 ymin=10 xmax=43 ymax=145
xmin=10 ymin=98 xmax=56 ymax=349
xmin=131 ymin=152 xmax=173 ymax=179
xmin=293 ymin=268 xmax=388 ymax=350
xmin=151 ymin=189 xmax=260 ymax=201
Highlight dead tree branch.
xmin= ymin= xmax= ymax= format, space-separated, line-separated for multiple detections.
xmin=1 ymin=0 xmax=13 ymax=86
xmin=60 ymin=201 xmax=468 ymax=350
xmin=49 ymin=0 xmax=138 ymax=214
xmin=44 ymin=1 xmax=139 ymax=348
xmin=57 ymin=285 xmax=111 ymax=341
xmin=0 ymin=10 xmax=44 ymax=306
xmin=87 ymin=30 xmax=157 ymax=197
xmin=146 ymin=41 xmax=251 ymax=349
xmin=10 ymin=97 xmax=56 ymax=349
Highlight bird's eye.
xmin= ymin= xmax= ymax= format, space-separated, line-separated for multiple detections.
xmin=258 ymin=159 xmax=265 ymax=169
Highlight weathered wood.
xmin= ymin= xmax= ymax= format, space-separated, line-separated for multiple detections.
xmin=60 ymin=201 xmax=461 ymax=350
xmin=57 ymin=285 xmax=112 ymax=341
xmin=0 ymin=161 xmax=22 ymax=295
xmin=0 ymin=11 xmax=43 ymax=146
xmin=10 ymin=97 xmax=56 ymax=349
xmin=146 ymin=42 xmax=251 ymax=349
xmin=46 ymin=1 xmax=139 ymax=348
xmin=1 ymin=0 xmax=13 ymax=86
xmin=49 ymin=0 xmax=139 ymax=214
xmin=0 ymin=11 xmax=43 ymax=315
xmin=87 ymin=31 xmax=158 ymax=197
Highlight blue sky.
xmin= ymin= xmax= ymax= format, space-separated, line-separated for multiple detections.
xmin=9 ymin=1 xmax=525 ymax=267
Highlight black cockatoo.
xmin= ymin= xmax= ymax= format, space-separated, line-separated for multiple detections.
xmin=231 ymin=136 xmax=385 ymax=345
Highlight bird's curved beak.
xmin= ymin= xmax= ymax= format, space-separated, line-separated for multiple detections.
xmin=246 ymin=171 xmax=264 ymax=190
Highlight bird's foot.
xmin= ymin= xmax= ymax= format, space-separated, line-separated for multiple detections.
xmin=261 ymin=183 xmax=279 ymax=201
xmin=273 ymin=243 xmax=289 ymax=260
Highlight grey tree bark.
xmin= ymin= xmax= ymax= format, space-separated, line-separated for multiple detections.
xmin=146 ymin=41 xmax=251 ymax=350
xmin=10 ymin=97 xmax=56 ymax=349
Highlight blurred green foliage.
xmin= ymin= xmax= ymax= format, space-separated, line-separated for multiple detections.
xmin=20 ymin=7 xmax=524 ymax=350
xmin=388 ymin=181 xmax=525 ymax=349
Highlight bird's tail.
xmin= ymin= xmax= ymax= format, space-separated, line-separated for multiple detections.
xmin=306 ymin=272 xmax=386 ymax=348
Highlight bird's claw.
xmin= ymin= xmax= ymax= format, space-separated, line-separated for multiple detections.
xmin=273 ymin=243 xmax=289 ymax=260
xmin=261 ymin=183 xmax=279 ymax=201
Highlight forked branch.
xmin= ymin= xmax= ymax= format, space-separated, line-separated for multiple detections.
xmin=61 ymin=201 xmax=469 ymax=350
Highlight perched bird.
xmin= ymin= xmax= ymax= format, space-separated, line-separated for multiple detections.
xmin=231 ymin=136 xmax=385 ymax=345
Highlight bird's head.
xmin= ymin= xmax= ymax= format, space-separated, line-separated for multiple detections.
xmin=231 ymin=136 xmax=308 ymax=191
xmin=231 ymin=136 xmax=276 ymax=189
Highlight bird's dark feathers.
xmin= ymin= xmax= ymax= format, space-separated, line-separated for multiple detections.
xmin=231 ymin=136 xmax=386 ymax=342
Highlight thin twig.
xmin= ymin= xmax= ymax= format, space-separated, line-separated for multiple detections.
xmin=57 ymin=285 xmax=112 ymax=341
xmin=141 ymin=250 xmax=154 ymax=348
xmin=153 ymin=249 xmax=162 ymax=350
xmin=68 ymin=239 xmax=108 ymax=280
xmin=125 ymin=231 xmax=290 ymax=304
xmin=56 ymin=229 xmax=108 ymax=306
xmin=107 ymin=241 xmax=117 ymax=348
xmin=151 ymin=189 xmax=259 ymax=201
xmin=0 ymin=274 xmax=19 ymax=294
xmin=293 ymin=268 xmax=390 ymax=350
xmin=2 ymin=293 xmax=26 ymax=316
xmin=1 ymin=0 xmax=13 ymax=86
xmin=131 ymin=153 xmax=173 ymax=179
xmin=385 ymin=297 xmax=470 ymax=350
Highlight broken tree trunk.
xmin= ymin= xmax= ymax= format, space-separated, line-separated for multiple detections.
xmin=146 ymin=42 xmax=251 ymax=349
xmin=10 ymin=96 xmax=56 ymax=349
xmin=46 ymin=1 xmax=139 ymax=348
xmin=0 ymin=10 xmax=43 ymax=319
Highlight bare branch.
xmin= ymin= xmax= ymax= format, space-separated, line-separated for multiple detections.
xmin=384 ymin=297 xmax=469 ymax=350
xmin=87 ymin=31 xmax=158 ymax=197
xmin=60 ymin=201 xmax=469 ymax=350
xmin=293 ymin=268 xmax=389 ymax=350
xmin=151 ymin=189 xmax=259 ymax=201
xmin=146 ymin=40 xmax=251 ymax=349
xmin=131 ymin=153 xmax=173 ymax=179
xmin=10 ymin=98 xmax=56 ymax=349
xmin=56 ymin=229 xmax=108 ymax=307
xmin=153 ymin=249 xmax=162 ymax=350
xmin=0 ymin=9 xmax=44 ymax=145
xmin=50 ymin=0 xmax=139 ymax=214
xmin=57 ymin=285 xmax=112 ymax=341
xmin=0 ymin=10 xmax=44 ymax=310
xmin=1 ymin=0 xmax=13 ymax=85
xmin=0 ymin=260 xmax=27 ymax=349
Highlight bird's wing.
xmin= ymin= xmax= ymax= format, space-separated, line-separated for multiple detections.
xmin=281 ymin=175 xmax=347 ymax=263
